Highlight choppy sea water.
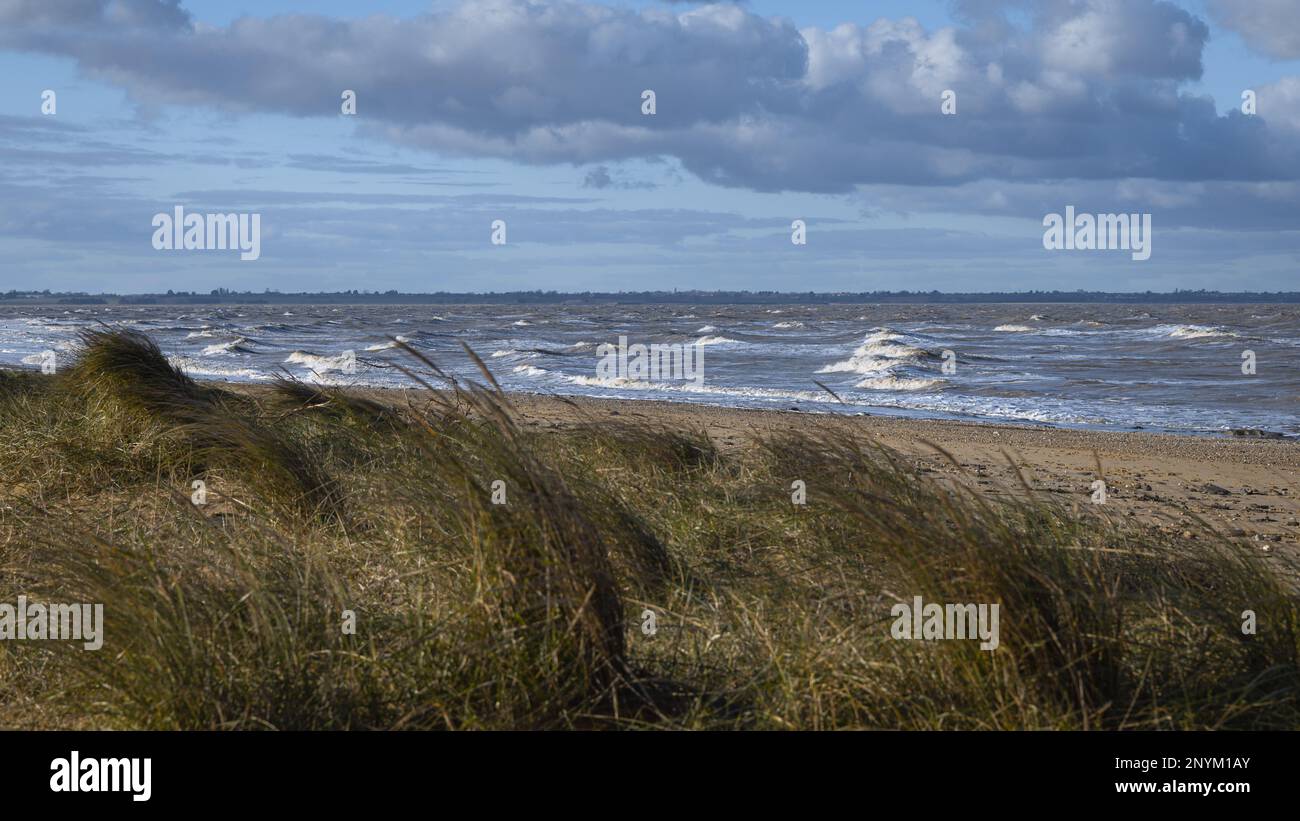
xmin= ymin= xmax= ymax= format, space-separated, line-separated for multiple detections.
xmin=2 ymin=302 xmax=1297 ymax=436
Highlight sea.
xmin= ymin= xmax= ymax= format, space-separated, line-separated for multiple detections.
xmin=2 ymin=302 xmax=1297 ymax=437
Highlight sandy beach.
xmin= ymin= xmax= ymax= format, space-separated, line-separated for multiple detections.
xmin=448 ymin=391 xmax=1300 ymax=549
xmin=226 ymin=380 xmax=1300 ymax=548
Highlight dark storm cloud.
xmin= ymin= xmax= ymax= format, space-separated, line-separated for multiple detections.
xmin=583 ymin=166 xmax=615 ymax=189
xmin=582 ymin=164 xmax=657 ymax=190
xmin=1 ymin=0 xmax=1298 ymax=197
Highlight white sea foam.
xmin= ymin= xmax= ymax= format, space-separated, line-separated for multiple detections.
xmin=695 ymin=335 xmax=742 ymax=346
xmin=855 ymin=375 xmax=945 ymax=391
xmin=364 ymin=335 xmax=411 ymax=351
xmin=201 ymin=338 xmax=254 ymax=356
xmin=561 ymin=373 xmax=827 ymax=403
xmin=817 ymin=330 xmax=933 ymax=375
xmin=1156 ymin=323 xmax=1239 ymax=340
xmin=816 ymin=330 xmax=943 ymax=392
xmin=285 ymin=350 xmax=355 ymax=372
xmin=169 ymin=356 xmax=271 ymax=381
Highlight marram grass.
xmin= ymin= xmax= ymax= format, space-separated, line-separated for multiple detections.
xmin=0 ymin=329 xmax=1296 ymax=729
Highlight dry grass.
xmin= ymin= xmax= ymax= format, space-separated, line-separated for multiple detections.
xmin=0 ymin=329 xmax=1296 ymax=730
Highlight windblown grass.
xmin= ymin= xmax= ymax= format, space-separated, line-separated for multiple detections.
xmin=0 ymin=328 xmax=1296 ymax=729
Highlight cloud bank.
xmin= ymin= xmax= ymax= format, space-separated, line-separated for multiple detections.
xmin=2 ymin=0 xmax=1297 ymax=194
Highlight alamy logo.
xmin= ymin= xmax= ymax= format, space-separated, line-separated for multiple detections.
xmin=0 ymin=596 xmax=103 ymax=650
xmin=1043 ymin=205 xmax=1151 ymax=261
xmin=596 ymin=335 xmax=704 ymax=386
xmin=50 ymin=751 xmax=150 ymax=802
xmin=890 ymin=595 xmax=1000 ymax=651
xmin=152 ymin=206 xmax=261 ymax=261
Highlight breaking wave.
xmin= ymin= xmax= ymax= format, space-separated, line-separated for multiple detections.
xmin=1155 ymin=324 xmax=1240 ymax=340
xmin=285 ymin=350 xmax=356 ymax=373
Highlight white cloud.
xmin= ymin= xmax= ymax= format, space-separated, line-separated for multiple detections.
xmin=1211 ymin=0 xmax=1300 ymax=60
xmin=1257 ymin=76 xmax=1300 ymax=133
xmin=0 ymin=0 xmax=1293 ymax=196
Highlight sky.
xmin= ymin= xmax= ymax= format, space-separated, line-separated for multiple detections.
xmin=0 ymin=0 xmax=1298 ymax=294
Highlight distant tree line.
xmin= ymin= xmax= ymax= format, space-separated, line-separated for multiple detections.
xmin=3 ymin=289 xmax=1299 ymax=306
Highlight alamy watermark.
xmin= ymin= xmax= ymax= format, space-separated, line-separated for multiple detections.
xmin=0 ymin=596 xmax=103 ymax=650
xmin=50 ymin=752 xmax=150 ymax=801
xmin=890 ymin=595 xmax=1000 ymax=651
xmin=596 ymin=335 xmax=705 ymax=386
xmin=1043 ymin=206 xmax=1151 ymax=261
xmin=152 ymin=206 xmax=261 ymax=261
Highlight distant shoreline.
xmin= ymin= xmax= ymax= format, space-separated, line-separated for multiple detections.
xmin=5 ymin=291 xmax=1300 ymax=307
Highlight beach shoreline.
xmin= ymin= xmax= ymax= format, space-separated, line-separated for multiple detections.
xmin=232 ymin=383 xmax=1300 ymax=549
xmin=8 ymin=301 xmax=1298 ymax=436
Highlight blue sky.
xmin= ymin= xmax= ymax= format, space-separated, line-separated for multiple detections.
xmin=1 ymin=0 xmax=1298 ymax=294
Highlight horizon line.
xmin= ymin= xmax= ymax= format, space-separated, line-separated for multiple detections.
xmin=6 ymin=289 xmax=1300 ymax=299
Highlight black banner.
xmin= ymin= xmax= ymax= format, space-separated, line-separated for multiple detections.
xmin=4 ymin=730 xmax=1284 ymax=808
